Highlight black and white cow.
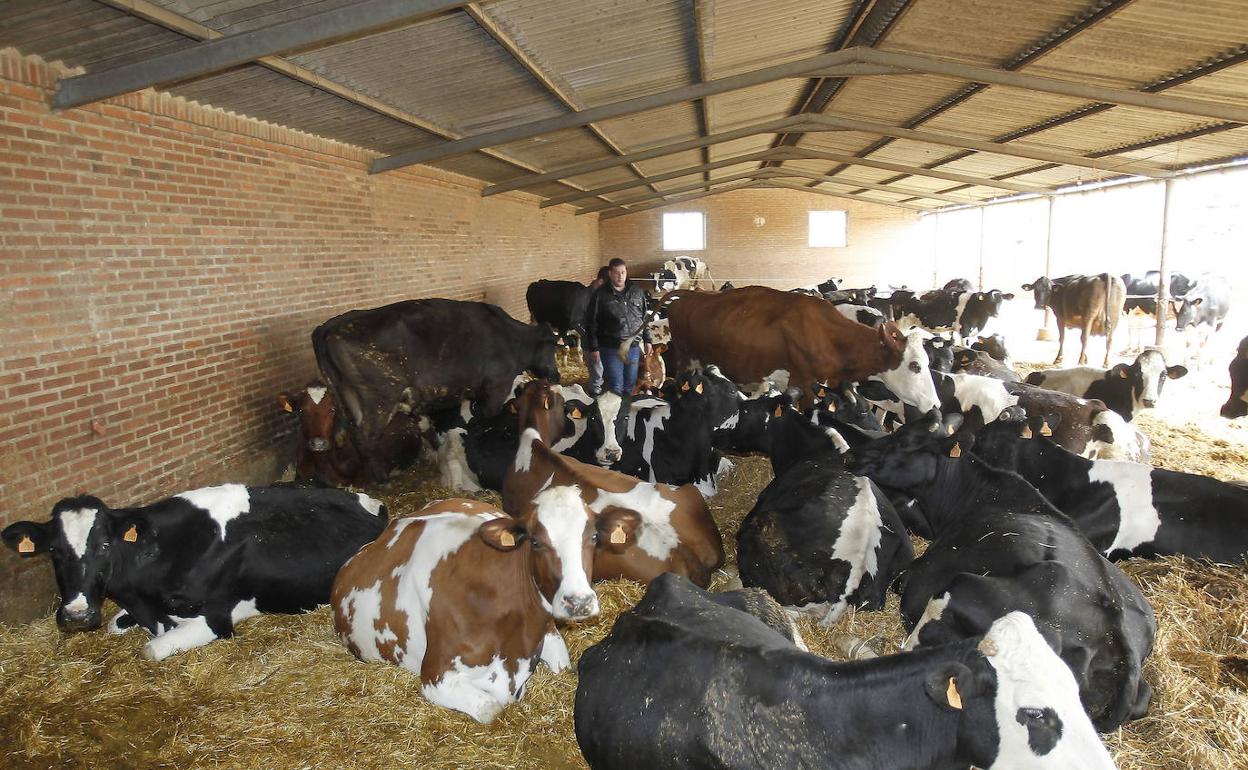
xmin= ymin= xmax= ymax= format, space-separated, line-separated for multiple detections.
xmin=862 ymin=329 xmax=942 ymax=419
xmin=970 ymin=333 xmax=1011 ymax=363
xmin=969 ymin=418 xmax=1248 ymax=564
xmin=843 ymin=412 xmax=1156 ymax=732
xmin=575 ymin=574 xmax=1117 ymax=770
xmin=1222 ymin=335 xmax=1248 ymax=419
xmin=956 ymin=289 xmax=1014 ymax=341
xmin=1173 ymin=275 xmax=1231 ymax=366
xmin=896 ymin=287 xmax=964 ymax=332
xmin=943 ymin=277 xmax=974 ymax=294
xmin=951 ymin=347 xmax=1022 ymax=382
xmin=2 ymin=485 xmax=387 ymax=660
xmin=809 ymin=382 xmax=884 ymax=432
xmin=737 ymin=447 xmax=913 ymax=625
xmin=832 ymin=302 xmax=886 ymax=328
xmin=1121 ymin=271 xmax=1193 ymax=352
xmin=869 ymin=287 xmax=914 ymax=321
xmin=1025 ymin=349 xmax=1187 ymax=421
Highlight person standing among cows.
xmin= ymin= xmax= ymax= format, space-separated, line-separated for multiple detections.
xmin=583 ymin=266 xmax=609 ymax=396
xmin=586 ymin=258 xmax=652 ymax=396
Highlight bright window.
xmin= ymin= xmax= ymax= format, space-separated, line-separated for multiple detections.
xmin=809 ymin=210 xmax=848 ymax=247
xmin=663 ymin=212 xmax=706 ymax=251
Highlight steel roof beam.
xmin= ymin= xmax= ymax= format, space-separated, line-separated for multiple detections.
xmin=481 ymin=116 xmax=844 ymax=196
xmin=759 ymin=179 xmax=932 ymax=211
xmin=597 ymin=180 xmax=763 ymax=220
xmin=758 ymin=168 xmax=978 ymax=204
xmin=463 ymin=3 xmax=659 ymax=194
xmin=691 ymin=0 xmax=714 ymax=186
xmin=575 ymin=171 xmax=763 ymax=214
xmin=90 ymin=0 xmax=596 ymax=197
xmin=370 ymin=48 xmax=872 ymax=172
xmin=54 ymin=0 xmax=471 ymax=109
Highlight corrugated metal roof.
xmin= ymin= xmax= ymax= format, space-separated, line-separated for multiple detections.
xmin=1 ymin=0 xmax=1246 ymax=213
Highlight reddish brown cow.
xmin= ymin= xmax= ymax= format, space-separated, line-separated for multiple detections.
xmin=277 ymin=381 xmax=421 ymax=486
xmin=640 ymin=287 xmax=905 ymax=403
xmin=331 ymin=494 xmax=595 ymax=723
xmin=633 ymin=342 xmax=668 ymax=396
xmin=503 ymin=380 xmax=724 ymax=587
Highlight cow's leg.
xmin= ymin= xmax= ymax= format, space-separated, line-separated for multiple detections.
xmin=1053 ymin=321 xmax=1067 ymax=365
xmin=1102 ymin=315 xmax=1116 ymax=368
xmin=107 ymin=608 xmax=139 ymax=635
xmin=539 ymin=629 xmax=570 ymax=673
xmin=142 ymin=613 xmax=229 ymax=660
xmin=1078 ymin=319 xmax=1092 ymax=365
xmin=421 ymin=658 xmax=522 ymax=724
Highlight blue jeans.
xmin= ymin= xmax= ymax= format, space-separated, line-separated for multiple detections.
xmin=602 ymin=343 xmax=641 ymax=396
xmin=584 ymin=347 xmax=604 ymax=394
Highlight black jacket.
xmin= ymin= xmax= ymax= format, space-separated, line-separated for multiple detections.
xmin=584 ymin=281 xmax=651 ymax=352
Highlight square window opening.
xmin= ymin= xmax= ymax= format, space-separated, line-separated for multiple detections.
xmin=809 ymin=210 xmax=847 ymax=248
xmin=663 ymin=212 xmax=706 ymax=251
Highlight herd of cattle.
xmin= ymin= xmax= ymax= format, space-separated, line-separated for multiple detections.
xmin=3 ymin=266 xmax=1247 ymax=769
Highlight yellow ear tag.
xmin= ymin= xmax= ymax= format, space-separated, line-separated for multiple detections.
xmin=947 ymin=677 xmax=963 ymax=709
xmin=949 ymin=442 xmax=961 ymax=458
xmin=508 ymin=401 xmax=518 ymax=413
xmin=570 ymin=407 xmax=583 ymax=419
xmin=500 ymin=531 xmax=515 ymax=548
xmin=17 ymin=536 xmax=35 ymax=554
xmin=774 ymin=405 xmax=784 ymax=418
xmin=542 ymin=396 xmax=550 ymax=409
xmin=1119 ymin=368 xmax=1128 ymax=379
xmin=681 ymin=382 xmax=690 ymax=392
xmin=817 ymin=388 xmax=826 ymax=397
xmin=610 ymin=525 xmax=626 ymax=545
xmin=282 ymin=401 xmax=294 ymax=413
xmin=123 ymin=525 xmax=138 ymax=543
xmin=1040 ymin=421 xmax=1053 ymax=437
xmin=947 ymin=424 xmax=956 ymax=436
xmin=1021 ymin=424 xmax=1033 ymax=439
xmin=827 ymin=402 xmax=836 ymax=412
xmin=695 ymin=382 xmax=704 ymax=394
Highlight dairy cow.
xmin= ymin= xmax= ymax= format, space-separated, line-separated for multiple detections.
xmin=575 ymin=575 xmax=1117 ymax=770
xmin=332 ymin=497 xmax=589 ymax=722
xmin=1173 ymin=275 xmax=1231 ymax=366
xmin=1221 ymin=335 xmax=1248 ymax=418
xmin=1022 ymin=274 xmax=1125 ymax=367
xmin=3 ymin=485 xmax=387 ymax=660
xmin=1024 ymin=349 xmax=1187 ymax=421
xmin=844 ymin=412 xmax=1156 ymax=731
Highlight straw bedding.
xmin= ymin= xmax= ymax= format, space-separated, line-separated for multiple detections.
xmin=1 ymin=361 xmax=1246 ymax=769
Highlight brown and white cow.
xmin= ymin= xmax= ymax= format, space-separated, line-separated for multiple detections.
xmin=1022 ymin=274 xmax=1126 ymax=367
xmin=332 ymin=495 xmax=599 ymax=723
xmin=503 ymin=380 xmax=724 ymax=588
xmin=632 ymin=286 xmax=905 ymax=406
xmin=633 ymin=343 xmax=668 ymax=396
xmin=277 ymin=381 xmax=423 ymax=486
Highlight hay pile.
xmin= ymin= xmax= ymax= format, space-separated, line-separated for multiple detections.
xmin=2 ymin=365 xmax=1247 ymax=769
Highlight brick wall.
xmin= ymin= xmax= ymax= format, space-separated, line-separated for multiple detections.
xmin=599 ymin=187 xmax=925 ymax=290
xmin=0 ymin=50 xmax=599 ymax=621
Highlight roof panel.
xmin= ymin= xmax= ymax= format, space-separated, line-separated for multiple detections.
xmin=704 ymin=0 xmax=853 ymax=77
xmin=0 ymin=0 xmax=193 ymax=71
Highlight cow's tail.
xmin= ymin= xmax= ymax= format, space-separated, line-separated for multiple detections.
xmin=617 ymin=290 xmax=686 ymax=362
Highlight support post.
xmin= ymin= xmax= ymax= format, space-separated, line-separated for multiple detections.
xmin=1037 ymin=196 xmax=1056 ymax=341
xmin=977 ymin=206 xmax=986 ymax=290
xmin=1156 ymin=179 xmax=1175 ymax=347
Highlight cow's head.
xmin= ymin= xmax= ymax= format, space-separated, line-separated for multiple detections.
xmin=529 ymin=323 xmax=562 ymax=383
xmin=688 ymin=365 xmax=741 ymax=430
xmin=843 ymin=410 xmax=961 ymax=490
xmin=874 ymin=331 xmax=940 ymax=413
xmin=1119 ymin=349 xmax=1186 ymax=410
xmin=1171 ymin=295 xmax=1203 ymax=331
xmin=1222 ymin=339 xmax=1248 ymax=419
xmin=969 ymin=289 xmax=1014 ymax=318
xmin=484 ymin=486 xmax=599 ymax=621
xmin=971 ymin=334 xmax=1011 ymax=363
xmin=2 ymin=495 xmax=135 ymax=632
xmin=591 ymin=391 xmax=630 ymax=466
xmin=277 ymin=381 xmax=346 ymax=456
xmin=515 ymin=379 xmax=571 ymax=445
xmin=634 ymin=343 xmax=668 ymax=396
xmin=813 ymin=382 xmax=884 ymax=433
xmin=877 ymin=322 xmax=907 ymax=365
xmin=888 ymin=289 xmax=916 ymax=319
xmin=945 ymin=612 xmax=1117 ymax=770
xmin=923 ymin=335 xmax=955 ymax=373
xmin=1021 ymin=277 xmax=1052 ymax=310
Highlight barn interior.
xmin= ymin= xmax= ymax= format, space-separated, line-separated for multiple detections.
xmin=1 ymin=1 xmax=1247 ymax=768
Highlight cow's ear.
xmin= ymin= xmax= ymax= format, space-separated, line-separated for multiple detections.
xmin=857 ymin=380 xmax=896 ymax=402
xmin=1108 ymin=364 xmax=1132 ymax=381
xmin=1021 ymin=282 xmax=1033 ymax=291
xmin=1001 ymin=293 xmax=1014 ymax=301
xmin=654 ymin=343 xmax=668 ymax=354
xmin=596 ymin=508 xmax=642 ymax=554
xmin=478 ymin=517 xmax=527 ymax=552
xmin=2 ymin=521 xmax=50 ymax=557
xmin=111 ymin=517 xmax=145 ymax=544
xmin=1166 ymin=365 xmax=1188 ymax=379
xmin=276 ymin=393 xmax=295 ymax=413
xmin=565 ymin=401 xmax=585 ymax=420
xmin=924 ymin=662 xmax=978 ymax=711
xmin=1191 ymin=297 xmax=1204 ymax=307
xmin=974 ymin=292 xmax=985 ymax=301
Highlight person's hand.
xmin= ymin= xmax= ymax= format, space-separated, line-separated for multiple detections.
xmin=643 ymin=343 xmax=653 ymax=357
xmin=589 ymin=350 xmax=600 ymax=363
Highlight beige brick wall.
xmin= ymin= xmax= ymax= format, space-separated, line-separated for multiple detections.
xmin=598 ymin=187 xmax=925 ymax=291
xmin=0 ymin=51 xmax=599 ymax=620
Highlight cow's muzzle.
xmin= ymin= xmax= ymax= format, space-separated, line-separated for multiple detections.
xmin=596 ymin=447 xmax=622 ymax=466
xmin=558 ymin=593 xmax=600 ymax=620
xmin=307 ymin=437 xmax=331 ymax=453
xmin=57 ymin=607 xmax=102 ymax=633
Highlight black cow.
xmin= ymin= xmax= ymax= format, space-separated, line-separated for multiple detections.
xmin=1222 ymin=336 xmax=1248 ymax=418
xmin=922 ymin=335 xmax=955 ymax=373
xmin=896 ymin=288 xmax=964 ymax=331
xmin=810 ymin=382 xmax=884 ymax=432
xmin=843 ymin=412 xmax=1156 ymax=731
xmin=956 ymin=289 xmax=1014 ymax=340
xmin=833 ymin=302 xmax=886 ymax=327
xmin=575 ymin=574 xmax=1116 ymax=770
xmin=2 ymin=485 xmax=387 ymax=660
xmin=815 ymin=277 xmax=842 ymax=295
xmin=313 ymin=299 xmax=559 ymax=481
xmin=943 ymin=277 xmax=974 ymax=294
xmin=526 ymin=279 xmax=592 ymax=339
xmin=969 ymin=332 xmax=1011 ymax=362
xmin=970 ymin=418 xmax=1248 ymax=563
xmin=737 ymin=448 xmax=913 ymax=625
xmin=1173 ymin=275 xmax=1231 ymax=366
xmin=1025 ymin=349 xmax=1187 ymax=421
xmin=1022 ymin=274 xmax=1125 ymax=367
